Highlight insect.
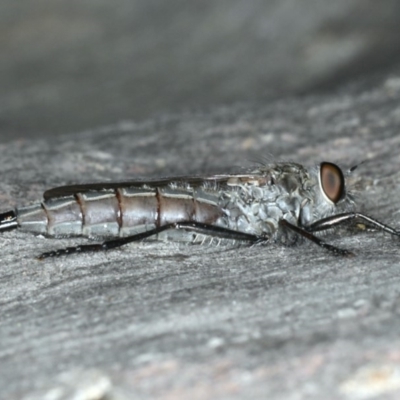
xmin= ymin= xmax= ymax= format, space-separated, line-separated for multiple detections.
xmin=0 ymin=161 xmax=399 ymax=259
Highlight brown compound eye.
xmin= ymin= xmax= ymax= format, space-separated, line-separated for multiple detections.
xmin=319 ymin=162 xmax=345 ymax=204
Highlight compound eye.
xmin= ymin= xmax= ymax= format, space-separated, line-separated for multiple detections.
xmin=319 ymin=162 xmax=345 ymax=204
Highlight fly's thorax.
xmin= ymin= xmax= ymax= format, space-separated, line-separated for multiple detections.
xmin=217 ymin=163 xmax=311 ymax=236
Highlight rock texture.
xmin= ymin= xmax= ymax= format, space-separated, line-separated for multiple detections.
xmin=1 ymin=76 xmax=400 ymax=399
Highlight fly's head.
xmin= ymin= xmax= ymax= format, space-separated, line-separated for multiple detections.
xmin=300 ymin=162 xmax=355 ymax=226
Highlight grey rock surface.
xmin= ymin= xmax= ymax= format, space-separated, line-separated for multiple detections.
xmin=1 ymin=76 xmax=400 ymax=399
xmin=1 ymin=0 xmax=400 ymax=140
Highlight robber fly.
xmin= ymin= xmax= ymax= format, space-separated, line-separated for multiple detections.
xmin=0 ymin=161 xmax=399 ymax=259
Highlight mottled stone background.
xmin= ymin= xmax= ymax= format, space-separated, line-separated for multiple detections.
xmin=1 ymin=2 xmax=400 ymax=399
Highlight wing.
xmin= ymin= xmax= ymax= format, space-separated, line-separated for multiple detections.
xmin=42 ymin=173 xmax=269 ymax=201
xmin=42 ymin=175 xmax=238 ymax=200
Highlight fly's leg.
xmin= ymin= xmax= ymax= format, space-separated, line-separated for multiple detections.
xmin=37 ymin=222 xmax=264 ymax=259
xmin=279 ymin=219 xmax=354 ymax=257
xmin=305 ymin=212 xmax=400 ymax=237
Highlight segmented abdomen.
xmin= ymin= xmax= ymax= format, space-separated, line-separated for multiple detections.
xmin=16 ymin=186 xmax=224 ymax=238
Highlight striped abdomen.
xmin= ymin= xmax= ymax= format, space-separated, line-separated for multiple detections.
xmin=16 ymin=186 xmax=224 ymax=238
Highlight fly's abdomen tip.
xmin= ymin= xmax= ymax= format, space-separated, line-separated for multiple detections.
xmin=0 ymin=210 xmax=18 ymax=231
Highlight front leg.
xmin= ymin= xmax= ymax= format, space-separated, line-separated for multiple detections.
xmin=305 ymin=212 xmax=400 ymax=237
